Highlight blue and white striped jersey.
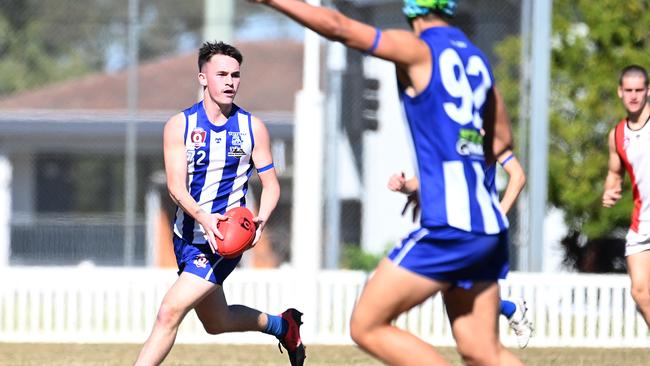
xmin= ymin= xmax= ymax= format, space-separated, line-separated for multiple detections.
xmin=173 ymin=101 xmax=255 ymax=244
xmin=399 ymin=26 xmax=508 ymax=234
xmin=484 ymin=164 xmax=503 ymax=211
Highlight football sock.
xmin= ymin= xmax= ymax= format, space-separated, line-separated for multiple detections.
xmin=500 ymin=299 xmax=516 ymax=319
xmin=264 ymin=313 xmax=288 ymax=337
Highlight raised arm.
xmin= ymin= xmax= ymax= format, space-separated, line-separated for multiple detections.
xmin=602 ymin=128 xmax=625 ymax=208
xmin=250 ymin=115 xmax=280 ymax=237
xmin=163 ymin=113 xmax=223 ymax=251
xmin=251 ymin=0 xmax=429 ymax=71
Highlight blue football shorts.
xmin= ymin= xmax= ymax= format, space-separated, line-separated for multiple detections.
xmin=387 ymin=226 xmax=509 ymax=289
xmin=173 ymin=235 xmax=241 ymax=285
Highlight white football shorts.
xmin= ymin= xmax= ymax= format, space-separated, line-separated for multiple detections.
xmin=625 ymin=229 xmax=650 ymax=256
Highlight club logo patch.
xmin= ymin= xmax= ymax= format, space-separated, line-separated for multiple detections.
xmin=228 ymin=146 xmax=247 ymax=157
xmin=190 ymin=128 xmax=207 ymax=149
xmin=455 ymin=128 xmax=484 ymax=158
xmin=227 ymin=131 xmax=248 ymax=157
xmin=229 ymin=131 xmax=244 ymax=145
xmin=193 ymin=254 xmax=208 ymax=268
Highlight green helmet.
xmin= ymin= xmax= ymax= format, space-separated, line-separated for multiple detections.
xmin=402 ymin=0 xmax=458 ymax=19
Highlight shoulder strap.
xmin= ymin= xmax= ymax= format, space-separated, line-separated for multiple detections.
xmin=182 ymin=102 xmax=200 ymax=143
xmin=614 ymin=118 xmax=627 ymax=160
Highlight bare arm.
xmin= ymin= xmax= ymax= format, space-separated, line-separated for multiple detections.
xmin=483 ymin=87 xmax=513 ymax=164
xmin=163 ymin=113 xmax=224 ymax=251
xmin=250 ymin=116 xmax=280 ymax=239
xmin=602 ymin=128 xmax=625 ymax=207
xmin=497 ymin=150 xmax=526 ymax=215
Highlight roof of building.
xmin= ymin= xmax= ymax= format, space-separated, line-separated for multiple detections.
xmin=0 ymin=40 xmax=304 ymax=116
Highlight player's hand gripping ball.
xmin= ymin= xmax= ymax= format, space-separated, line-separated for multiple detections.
xmin=216 ymin=207 xmax=257 ymax=258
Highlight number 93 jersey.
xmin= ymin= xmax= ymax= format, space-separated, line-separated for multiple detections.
xmin=399 ymin=26 xmax=508 ymax=235
xmin=173 ymin=101 xmax=255 ymax=244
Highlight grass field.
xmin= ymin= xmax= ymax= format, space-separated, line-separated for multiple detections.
xmin=0 ymin=343 xmax=648 ymax=366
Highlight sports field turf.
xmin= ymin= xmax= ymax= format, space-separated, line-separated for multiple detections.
xmin=0 ymin=343 xmax=648 ymax=365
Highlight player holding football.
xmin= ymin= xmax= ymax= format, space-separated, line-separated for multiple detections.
xmin=135 ymin=41 xmax=305 ymax=366
xmin=602 ymin=64 xmax=650 ymax=326
xmin=388 ymin=145 xmax=534 ymax=349
xmin=251 ymin=0 xmax=523 ymax=364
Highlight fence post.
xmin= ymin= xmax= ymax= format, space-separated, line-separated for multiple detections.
xmin=0 ymin=155 xmax=11 ymax=267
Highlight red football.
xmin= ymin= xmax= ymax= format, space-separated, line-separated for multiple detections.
xmin=216 ymin=207 xmax=256 ymax=258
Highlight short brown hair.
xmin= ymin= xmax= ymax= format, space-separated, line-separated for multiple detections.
xmin=619 ymin=64 xmax=648 ymax=87
xmin=198 ymin=41 xmax=243 ymax=71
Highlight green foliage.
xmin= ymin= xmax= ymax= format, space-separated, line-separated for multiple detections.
xmin=493 ymin=0 xmax=650 ymax=240
xmin=339 ymin=245 xmax=384 ymax=272
xmin=0 ymin=12 xmax=88 ymax=95
xmin=0 ymin=0 xmax=204 ymax=96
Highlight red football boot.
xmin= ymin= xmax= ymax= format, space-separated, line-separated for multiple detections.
xmin=277 ymin=308 xmax=306 ymax=366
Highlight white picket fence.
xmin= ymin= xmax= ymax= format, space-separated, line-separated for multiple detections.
xmin=0 ymin=267 xmax=648 ymax=348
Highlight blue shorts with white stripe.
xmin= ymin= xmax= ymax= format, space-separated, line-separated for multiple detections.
xmin=387 ymin=226 xmax=509 ymax=289
xmin=173 ymin=235 xmax=241 ymax=285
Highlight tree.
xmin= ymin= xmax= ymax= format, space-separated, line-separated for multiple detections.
xmin=0 ymin=0 xmax=204 ymax=96
xmin=0 ymin=1 xmax=89 ymax=95
xmin=493 ymin=0 xmax=650 ymax=271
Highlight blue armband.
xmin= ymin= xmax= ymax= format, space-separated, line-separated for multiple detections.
xmin=500 ymin=154 xmax=515 ymax=167
xmin=257 ymin=163 xmax=274 ymax=173
xmin=365 ymin=28 xmax=382 ymax=55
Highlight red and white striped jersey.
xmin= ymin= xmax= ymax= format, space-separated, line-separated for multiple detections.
xmin=615 ymin=118 xmax=650 ymax=234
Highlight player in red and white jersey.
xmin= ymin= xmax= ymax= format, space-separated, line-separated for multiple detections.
xmin=603 ymin=64 xmax=650 ymax=326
